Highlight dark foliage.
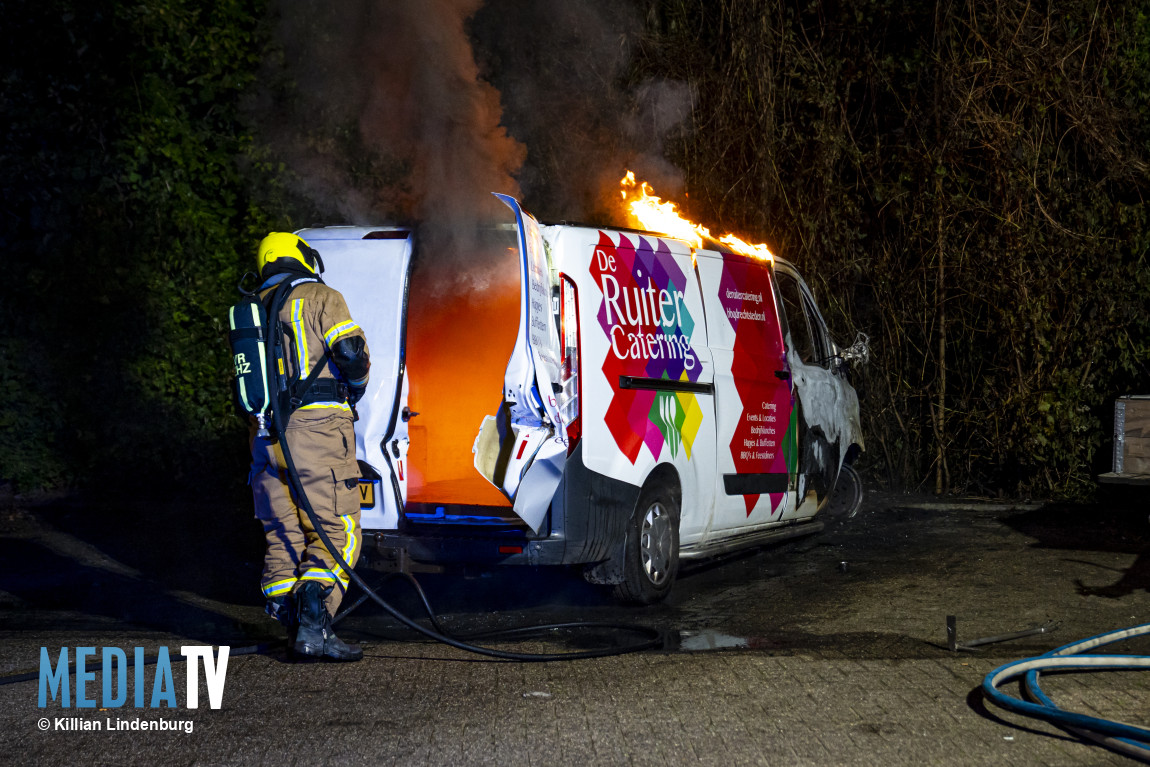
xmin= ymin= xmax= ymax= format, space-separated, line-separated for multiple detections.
xmin=0 ymin=0 xmax=280 ymax=493
xmin=2 ymin=0 xmax=1148 ymax=501
xmin=638 ymin=0 xmax=1150 ymax=497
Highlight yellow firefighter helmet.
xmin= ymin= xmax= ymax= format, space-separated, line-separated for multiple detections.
xmin=257 ymin=232 xmax=322 ymax=276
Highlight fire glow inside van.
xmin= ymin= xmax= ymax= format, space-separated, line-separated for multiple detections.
xmin=299 ymin=195 xmax=864 ymax=603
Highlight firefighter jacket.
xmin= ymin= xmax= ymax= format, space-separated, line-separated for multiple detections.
xmin=262 ymin=278 xmax=371 ymax=416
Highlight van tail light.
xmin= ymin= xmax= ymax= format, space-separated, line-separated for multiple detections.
xmin=559 ymin=275 xmax=581 ymax=453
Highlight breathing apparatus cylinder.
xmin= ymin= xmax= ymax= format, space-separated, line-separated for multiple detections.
xmin=228 ymin=293 xmax=274 ymax=438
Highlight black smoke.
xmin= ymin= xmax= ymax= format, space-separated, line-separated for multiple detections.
xmin=249 ymin=0 xmax=692 ymax=289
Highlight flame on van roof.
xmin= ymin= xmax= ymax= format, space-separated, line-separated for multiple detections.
xmin=620 ymin=171 xmax=774 ymax=261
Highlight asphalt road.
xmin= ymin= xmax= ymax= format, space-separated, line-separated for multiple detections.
xmin=0 ymin=488 xmax=1147 ymax=765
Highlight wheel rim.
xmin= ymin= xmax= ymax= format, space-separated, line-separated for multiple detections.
xmin=842 ymin=465 xmax=864 ymax=518
xmin=640 ymin=502 xmax=674 ymax=586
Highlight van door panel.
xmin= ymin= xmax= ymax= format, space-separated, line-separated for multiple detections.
xmin=474 ymin=195 xmax=567 ymax=532
xmin=303 ymin=229 xmax=413 ymax=531
xmin=775 ymin=270 xmax=863 ymax=519
xmin=696 ymin=252 xmax=796 ymax=533
xmin=494 ymin=194 xmax=564 ymax=430
xmin=576 ymin=230 xmax=715 ymax=542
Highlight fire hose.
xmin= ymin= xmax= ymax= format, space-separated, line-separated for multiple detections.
xmin=268 ymin=385 xmax=664 ymax=662
xmin=982 ymin=622 xmax=1150 ymax=762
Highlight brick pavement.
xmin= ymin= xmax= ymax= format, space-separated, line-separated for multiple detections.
xmin=0 ymin=495 xmax=1147 ymax=765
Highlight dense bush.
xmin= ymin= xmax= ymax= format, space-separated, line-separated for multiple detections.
xmin=638 ymin=0 xmax=1150 ymax=497
xmin=0 ymin=0 xmax=278 ymax=492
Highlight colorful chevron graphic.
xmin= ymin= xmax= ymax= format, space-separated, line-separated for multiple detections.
xmin=590 ymin=231 xmax=703 ymax=464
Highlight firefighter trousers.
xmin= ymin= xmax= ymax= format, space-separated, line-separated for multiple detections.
xmin=250 ymin=410 xmax=362 ymax=616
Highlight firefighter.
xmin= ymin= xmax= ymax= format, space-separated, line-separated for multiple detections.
xmin=249 ymin=232 xmax=370 ymax=662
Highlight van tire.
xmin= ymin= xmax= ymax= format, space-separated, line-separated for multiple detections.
xmin=824 ymin=463 xmax=864 ymax=519
xmin=614 ymin=485 xmax=680 ymax=605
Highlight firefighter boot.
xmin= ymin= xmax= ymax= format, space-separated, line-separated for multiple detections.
xmin=293 ymin=581 xmax=363 ymax=662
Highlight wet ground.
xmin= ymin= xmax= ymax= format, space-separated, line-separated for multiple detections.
xmin=0 ymin=487 xmax=1148 ymax=765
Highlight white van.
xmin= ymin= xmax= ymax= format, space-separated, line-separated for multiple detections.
xmin=298 ymin=195 xmax=864 ymax=603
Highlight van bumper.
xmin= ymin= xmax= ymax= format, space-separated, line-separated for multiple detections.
xmin=360 ymin=530 xmax=572 ymax=568
xmin=359 ymin=443 xmax=641 ymax=570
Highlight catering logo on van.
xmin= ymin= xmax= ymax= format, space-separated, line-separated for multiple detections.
xmin=591 ymin=231 xmax=703 ymax=464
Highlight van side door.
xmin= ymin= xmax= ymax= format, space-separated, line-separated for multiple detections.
xmin=576 ymin=229 xmax=716 ymax=545
xmin=696 ymin=252 xmax=797 ymax=534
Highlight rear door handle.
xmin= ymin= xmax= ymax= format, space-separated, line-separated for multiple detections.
xmin=774 ymin=370 xmax=791 ymax=380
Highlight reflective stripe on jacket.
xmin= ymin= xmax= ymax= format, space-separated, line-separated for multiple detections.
xmin=264 ymin=281 xmax=370 ymax=411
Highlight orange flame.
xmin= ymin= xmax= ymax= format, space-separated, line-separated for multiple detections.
xmin=620 ymin=171 xmax=774 ymax=260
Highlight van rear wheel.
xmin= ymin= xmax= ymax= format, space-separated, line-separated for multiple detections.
xmin=831 ymin=464 xmax=864 ymax=518
xmin=614 ymin=486 xmax=680 ymax=604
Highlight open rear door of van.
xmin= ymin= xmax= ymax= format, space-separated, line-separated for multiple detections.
xmin=299 ymin=227 xmax=413 ymax=531
xmin=473 ymin=195 xmax=567 ymax=533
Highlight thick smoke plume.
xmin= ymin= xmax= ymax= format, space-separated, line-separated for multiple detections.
xmin=251 ymin=0 xmax=692 ymax=290
xmin=251 ymin=0 xmax=524 ymax=291
xmin=472 ymin=0 xmax=693 ymax=222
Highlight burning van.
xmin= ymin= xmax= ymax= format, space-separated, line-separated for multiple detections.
xmin=299 ymin=195 xmax=865 ymax=603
